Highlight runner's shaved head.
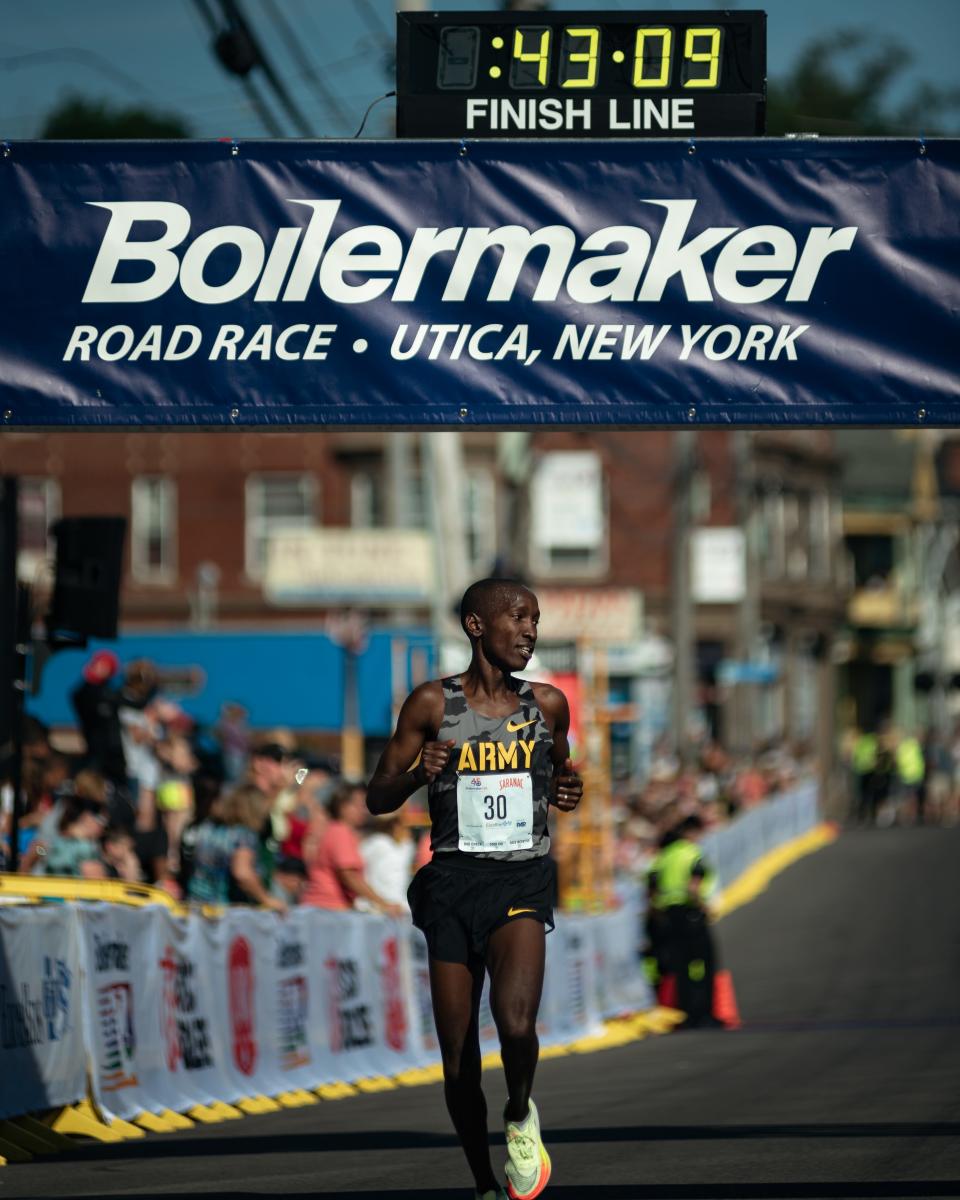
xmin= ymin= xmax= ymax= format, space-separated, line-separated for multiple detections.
xmin=460 ymin=578 xmax=534 ymax=635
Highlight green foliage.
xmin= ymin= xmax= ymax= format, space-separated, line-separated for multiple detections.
xmin=767 ymin=30 xmax=960 ymax=136
xmin=41 ymin=96 xmax=192 ymax=139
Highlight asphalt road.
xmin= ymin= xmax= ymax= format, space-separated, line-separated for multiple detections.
xmin=3 ymin=826 xmax=959 ymax=1200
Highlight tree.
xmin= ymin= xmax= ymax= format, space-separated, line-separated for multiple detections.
xmin=41 ymin=96 xmax=192 ymax=139
xmin=767 ymin=30 xmax=960 ymax=136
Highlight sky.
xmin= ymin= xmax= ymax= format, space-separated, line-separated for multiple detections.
xmin=0 ymin=0 xmax=958 ymax=141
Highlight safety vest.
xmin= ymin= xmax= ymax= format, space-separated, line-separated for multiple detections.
xmin=648 ymin=839 xmax=717 ymax=910
xmin=895 ymin=737 xmax=924 ymax=786
xmin=852 ymin=733 xmax=878 ymax=774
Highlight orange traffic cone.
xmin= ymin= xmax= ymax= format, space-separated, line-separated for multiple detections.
xmin=712 ymin=969 xmax=742 ymax=1029
xmin=657 ymin=974 xmax=678 ymax=1009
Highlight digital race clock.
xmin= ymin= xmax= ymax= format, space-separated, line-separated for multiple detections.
xmin=397 ymin=10 xmax=766 ymax=138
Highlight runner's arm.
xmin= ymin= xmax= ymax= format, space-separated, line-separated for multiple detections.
xmin=533 ymin=683 xmax=583 ymax=813
xmin=367 ymin=683 xmax=450 ymax=815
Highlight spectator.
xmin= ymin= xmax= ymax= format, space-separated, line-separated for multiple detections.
xmin=187 ymin=784 xmax=285 ymax=912
xmin=303 ymin=783 xmax=404 ymax=915
xmin=100 ymin=825 xmax=143 ymax=881
xmin=271 ymin=854 xmax=308 ymax=906
xmin=155 ymin=730 xmax=197 ymax=879
xmin=43 ymin=781 xmax=109 ymax=879
xmin=245 ymin=739 xmax=294 ymax=894
xmin=71 ymin=650 xmax=128 ymax=798
xmin=360 ymin=812 xmax=415 ymax=910
xmin=214 ymin=701 xmax=251 ymax=783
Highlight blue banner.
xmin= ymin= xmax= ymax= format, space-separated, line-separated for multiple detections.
xmin=1 ymin=138 xmax=958 ymax=426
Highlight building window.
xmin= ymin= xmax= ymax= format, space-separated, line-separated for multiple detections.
xmin=784 ymin=493 xmax=808 ymax=580
xmin=350 ymin=471 xmax=381 ymax=529
xmin=464 ymin=467 xmax=497 ymax=576
xmin=245 ymin=474 xmax=317 ymax=580
xmin=759 ymin=488 xmax=785 ymax=580
xmin=809 ymin=490 xmax=832 ymax=583
xmin=17 ymin=477 xmax=60 ymax=583
xmin=529 ymin=450 xmax=606 ymax=578
xmin=131 ymin=476 xmax=176 ymax=583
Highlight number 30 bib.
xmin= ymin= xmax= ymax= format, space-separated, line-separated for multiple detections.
xmin=456 ymin=772 xmax=534 ymax=852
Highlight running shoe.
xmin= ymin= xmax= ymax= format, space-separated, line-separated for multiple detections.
xmin=504 ymin=1098 xmax=551 ymax=1199
xmin=475 ymin=1189 xmax=509 ymax=1200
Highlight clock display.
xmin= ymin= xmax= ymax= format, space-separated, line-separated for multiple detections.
xmin=398 ymin=10 xmax=766 ymax=139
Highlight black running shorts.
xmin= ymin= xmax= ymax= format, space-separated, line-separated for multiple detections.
xmin=407 ymin=852 xmax=558 ymax=965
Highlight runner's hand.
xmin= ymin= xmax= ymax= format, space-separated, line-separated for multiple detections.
xmin=552 ymin=758 xmax=582 ymax=812
xmin=414 ymin=738 xmax=456 ymax=785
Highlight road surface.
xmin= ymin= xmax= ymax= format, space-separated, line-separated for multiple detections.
xmin=3 ymin=826 xmax=959 ymax=1199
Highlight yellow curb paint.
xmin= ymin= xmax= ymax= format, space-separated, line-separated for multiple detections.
xmin=133 ymin=1111 xmax=178 ymax=1133
xmin=159 ymin=1108 xmax=195 ymax=1129
xmin=356 ymin=1076 xmax=398 ymax=1093
xmin=713 ymin=822 xmax=838 ymax=921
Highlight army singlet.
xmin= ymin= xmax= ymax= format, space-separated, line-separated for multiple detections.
xmin=427 ymin=675 xmax=553 ymax=861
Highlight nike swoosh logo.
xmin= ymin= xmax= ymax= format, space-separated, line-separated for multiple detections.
xmin=507 ymin=907 xmax=536 ymax=918
xmin=506 ymin=718 xmax=536 ymax=732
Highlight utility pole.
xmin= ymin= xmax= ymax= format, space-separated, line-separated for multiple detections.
xmin=733 ymin=430 xmax=760 ymax=754
xmin=421 ymin=433 xmax=470 ymax=656
xmin=671 ymin=431 xmax=696 ymax=764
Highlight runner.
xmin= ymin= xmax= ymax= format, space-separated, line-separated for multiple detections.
xmin=367 ymin=578 xmax=582 ymax=1200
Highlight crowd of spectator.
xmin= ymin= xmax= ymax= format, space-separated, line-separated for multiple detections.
xmin=610 ymin=738 xmax=814 ymax=883
xmin=0 ymin=651 xmax=427 ymax=914
xmin=7 ymin=651 xmax=951 ymax=910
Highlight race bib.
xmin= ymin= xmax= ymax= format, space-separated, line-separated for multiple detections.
xmin=456 ymin=772 xmax=534 ymax=852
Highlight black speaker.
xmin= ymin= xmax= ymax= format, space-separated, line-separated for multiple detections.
xmin=49 ymin=517 xmax=126 ymax=639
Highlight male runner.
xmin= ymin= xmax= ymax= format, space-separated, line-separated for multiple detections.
xmin=367 ymin=578 xmax=582 ymax=1200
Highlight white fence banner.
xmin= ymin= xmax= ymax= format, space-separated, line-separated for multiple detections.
xmin=1 ymin=783 xmax=820 ymax=1121
xmin=0 ymin=905 xmax=86 ymax=1119
xmin=78 ymin=904 xmax=192 ymax=1120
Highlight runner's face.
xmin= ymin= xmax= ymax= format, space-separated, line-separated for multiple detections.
xmin=483 ymin=589 xmax=539 ymax=671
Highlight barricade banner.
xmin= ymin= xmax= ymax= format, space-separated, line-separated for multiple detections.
xmin=152 ymin=906 xmax=237 ymax=1107
xmin=543 ymin=915 xmax=603 ymax=1041
xmin=591 ymin=893 xmax=654 ymax=1018
xmin=1 ymin=140 xmax=958 ymax=427
xmin=78 ymin=903 xmax=194 ymax=1119
xmin=308 ymin=910 xmax=391 ymax=1082
xmin=0 ymin=905 xmax=86 ymax=1119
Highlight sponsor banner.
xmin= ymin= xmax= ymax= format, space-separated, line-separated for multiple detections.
xmin=78 ymin=904 xmax=193 ymax=1120
xmin=542 ymin=915 xmax=603 ymax=1041
xmin=1 ymin=140 xmax=958 ymax=427
xmin=0 ymin=905 xmax=85 ymax=1119
xmin=591 ymin=894 xmax=655 ymax=1019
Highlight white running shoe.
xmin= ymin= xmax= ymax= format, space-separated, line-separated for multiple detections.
xmin=504 ymin=1098 xmax=552 ymax=1199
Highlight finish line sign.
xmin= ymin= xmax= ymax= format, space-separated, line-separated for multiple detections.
xmin=1 ymin=139 xmax=958 ymax=427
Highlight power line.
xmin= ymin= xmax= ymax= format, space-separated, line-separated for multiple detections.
xmin=190 ymin=0 xmax=285 ymax=136
xmin=261 ymin=0 xmax=353 ymax=131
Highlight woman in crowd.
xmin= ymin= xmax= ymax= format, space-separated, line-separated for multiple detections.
xmin=42 ymin=776 xmax=110 ymax=878
xmin=360 ymin=811 xmax=414 ymax=910
xmin=302 ymin=783 xmax=404 ymax=916
xmin=186 ymin=783 xmax=286 ymax=912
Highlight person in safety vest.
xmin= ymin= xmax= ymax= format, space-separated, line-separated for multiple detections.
xmin=894 ymin=730 xmax=925 ymax=825
xmin=645 ymin=812 xmax=721 ymax=1029
xmin=851 ymin=727 xmax=879 ymax=827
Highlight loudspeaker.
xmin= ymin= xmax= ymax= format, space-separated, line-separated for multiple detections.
xmin=49 ymin=516 xmax=126 ymax=639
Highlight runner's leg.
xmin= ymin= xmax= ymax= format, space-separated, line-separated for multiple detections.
xmin=429 ymin=956 xmax=498 ymax=1193
xmin=486 ymin=918 xmax=546 ymax=1122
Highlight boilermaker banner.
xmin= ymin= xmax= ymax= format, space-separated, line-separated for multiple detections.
xmin=1 ymin=139 xmax=958 ymax=426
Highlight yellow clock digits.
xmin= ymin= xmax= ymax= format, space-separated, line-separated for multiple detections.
xmin=633 ymin=27 xmax=672 ymax=88
xmin=512 ymin=27 xmax=551 ymax=87
xmin=682 ymin=27 xmax=721 ymax=89
xmin=560 ymin=27 xmax=599 ymax=88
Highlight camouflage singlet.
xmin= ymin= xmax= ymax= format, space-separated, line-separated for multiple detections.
xmin=428 ymin=675 xmax=554 ymax=861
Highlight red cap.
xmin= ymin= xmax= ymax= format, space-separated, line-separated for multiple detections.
xmin=82 ymin=650 xmax=120 ymax=684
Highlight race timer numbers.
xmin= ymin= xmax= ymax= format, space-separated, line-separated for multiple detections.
xmin=396 ymin=10 xmax=766 ymax=138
